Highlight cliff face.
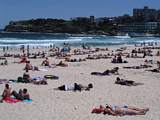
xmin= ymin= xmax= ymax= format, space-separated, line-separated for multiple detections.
xmin=4 ymin=18 xmax=116 ymax=35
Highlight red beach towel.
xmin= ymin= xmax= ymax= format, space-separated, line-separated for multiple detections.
xmin=91 ymin=108 xmax=104 ymax=114
xmin=4 ymin=97 xmax=22 ymax=103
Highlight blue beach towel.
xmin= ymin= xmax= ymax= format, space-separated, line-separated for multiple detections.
xmin=23 ymin=99 xmax=33 ymax=103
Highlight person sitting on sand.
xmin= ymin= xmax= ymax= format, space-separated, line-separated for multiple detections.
xmin=111 ymin=55 xmax=127 ymax=63
xmin=55 ymin=83 xmax=93 ymax=91
xmin=0 ymin=84 xmax=11 ymax=102
xmin=143 ymin=51 xmax=146 ymax=58
xmin=18 ymin=69 xmax=32 ymax=83
xmin=92 ymin=104 xmax=149 ymax=116
xmin=111 ymin=56 xmax=117 ymax=63
xmin=11 ymin=88 xmax=30 ymax=100
xmin=20 ymin=54 xmax=28 ymax=63
xmin=0 ymin=59 xmax=8 ymax=65
xmin=117 ymin=54 xmax=122 ymax=63
xmin=41 ymin=57 xmax=50 ymax=66
xmin=4 ymin=59 xmax=8 ymax=65
xmin=156 ymin=51 xmax=160 ymax=56
xmin=25 ymin=61 xmax=33 ymax=70
xmin=24 ymin=61 xmax=39 ymax=71
xmin=56 ymin=60 xmax=68 ymax=67
xmin=157 ymin=61 xmax=160 ymax=69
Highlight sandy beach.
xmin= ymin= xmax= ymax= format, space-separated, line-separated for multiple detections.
xmin=0 ymin=44 xmax=160 ymax=120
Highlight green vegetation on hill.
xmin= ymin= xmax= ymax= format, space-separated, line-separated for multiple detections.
xmin=4 ymin=18 xmax=117 ymax=35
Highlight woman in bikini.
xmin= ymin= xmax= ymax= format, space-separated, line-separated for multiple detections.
xmin=93 ymin=104 xmax=149 ymax=116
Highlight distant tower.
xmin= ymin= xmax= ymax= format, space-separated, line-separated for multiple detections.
xmin=90 ymin=16 xmax=95 ymax=23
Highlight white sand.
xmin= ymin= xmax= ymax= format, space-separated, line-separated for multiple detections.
xmin=0 ymin=45 xmax=160 ymax=120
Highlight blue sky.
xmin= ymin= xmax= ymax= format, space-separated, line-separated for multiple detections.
xmin=0 ymin=0 xmax=160 ymax=28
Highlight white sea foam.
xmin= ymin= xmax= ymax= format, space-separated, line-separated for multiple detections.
xmin=69 ymin=36 xmax=93 ymax=39
xmin=0 ymin=36 xmax=160 ymax=47
xmin=0 ymin=38 xmax=82 ymax=43
xmin=114 ymin=34 xmax=131 ymax=39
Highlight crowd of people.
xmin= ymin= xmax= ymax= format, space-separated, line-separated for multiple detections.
xmin=1 ymin=43 xmax=156 ymax=117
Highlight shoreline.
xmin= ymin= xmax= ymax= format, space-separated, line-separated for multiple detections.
xmin=1 ymin=31 xmax=160 ymax=38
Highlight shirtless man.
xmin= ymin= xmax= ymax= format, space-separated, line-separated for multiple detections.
xmin=0 ymin=84 xmax=11 ymax=102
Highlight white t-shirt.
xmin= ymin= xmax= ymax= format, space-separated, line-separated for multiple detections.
xmin=65 ymin=84 xmax=75 ymax=91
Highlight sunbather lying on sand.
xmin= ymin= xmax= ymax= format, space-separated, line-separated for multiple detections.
xmin=41 ymin=57 xmax=56 ymax=68
xmin=126 ymin=53 xmax=144 ymax=58
xmin=123 ymin=64 xmax=152 ymax=69
xmin=20 ymin=69 xmax=32 ymax=83
xmin=18 ymin=70 xmax=47 ymax=84
xmin=56 ymin=61 xmax=68 ymax=67
xmin=65 ymin=58 xmax=86 ymax=62
xmin=115 ymin=77 xmax=143 ymax=86
xmin=92 ymin=104 xmax=149 ymax=116
xmin=86 ymin=54 xmax=111 ymax=60
xmin=146 ymin=68 xmax=160 ymax=73
xmin=55 ymin=83 xmax=93 ymax=91
xmin=91 ymin=67 xmax=119 ymax=76
xmin=32 ymin=77 xmax=48 ymax=85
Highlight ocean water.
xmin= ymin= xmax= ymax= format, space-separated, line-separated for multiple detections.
xmin=0 ymin=32 xmax=160 ymax=48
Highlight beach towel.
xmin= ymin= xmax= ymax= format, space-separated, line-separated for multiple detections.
xmin=4 ymin=97 xmax=32 ymax=103
xmin=23 ymin=99 xmax=33 ymax=103
xmin=91 ymin=107 xmax=104 ymax=114
xmin=8 ymin=79 xmax=17 ymax=83
xmin=39 ymin=68 xmax=48 ymax=72
xmin=4 ymin=97 xmax=21 ymax=103
xmin=32 ymin=77 xmax=44 ymax=81
xmin=0 ymin=79 xmax=9 ymax=84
